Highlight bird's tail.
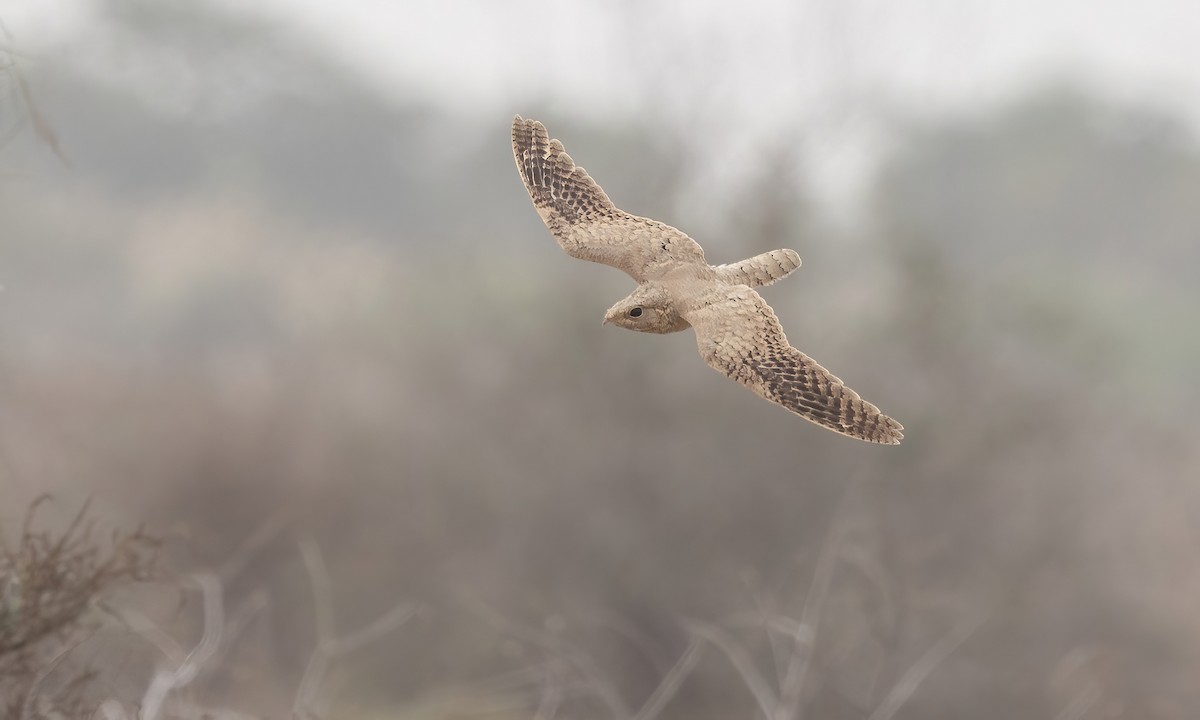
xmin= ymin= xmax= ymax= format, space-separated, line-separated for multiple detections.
xmin=715 ymin=249 xmax=802 ymax=288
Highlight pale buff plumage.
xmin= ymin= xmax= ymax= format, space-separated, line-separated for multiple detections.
xmin=512 ymin=115 xmax=903 ymax=444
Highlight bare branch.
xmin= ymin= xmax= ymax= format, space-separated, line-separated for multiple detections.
xmin=95 ymin=699 xmax=130 ymax=720
xmin=93 ymin=600 xmax=187 ymax=666
xmin=140 ymin=573 xmax=225 ymax=720
xmin=868 ymin=605 xmax=991 ymax=720
xmin=466 ymin=601 xmax=632 ymax=720
xmin=585 ymin=610 xmax=670 ymax=676
xmin=8 ymin=50 xmax=68 ymax=165
xmin=1 ymin=496 xmax=157 ymax=717
xmin=218 ymin=510 xmax=289 ymax=584
xmin=0 ymin=18 xmax=68 ymax=166
xmin=779 ymin=480 xmax=855 ymax=718
xmin=749 ymin=591 xmax=790 ymax=692
xmin=292 ymin=537 xmax=416 ymax=718
xmin=633 ymin=637 xmax=704 ymax=720
xmin=158 ymin=699 xmax=261 ymax=720
xmin=297 ymin=536 xmax=334 ymax=646
xmin=466 ymin=661 xmax=558 ymax=698
xmin=19 ymin=626 xmax=99 ymax=720
xmin=1053 ymin=682 xmax=1101 ymax=720
xmin=531 ymin=660 xmax=564 ymax=720
xmin=685 ymin=619 xmax=777 ymax=719
xmin=185 ymin=588 xmax=270 ymax=691
xmin=329 ymin=602 xmax=416 ymax=658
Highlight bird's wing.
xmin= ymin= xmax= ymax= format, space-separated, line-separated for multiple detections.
xmin=512 ymin=115 xmax=706 ymax=282
xmin=686 ymin=287 xmax=903 ymax=444
xmin=715 ymin=249 xmax=802 ymax=288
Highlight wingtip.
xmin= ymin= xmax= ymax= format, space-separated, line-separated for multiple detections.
xmin=512 ymin=115 xmax=549 ymax=152
xmin=849 ymin=413 xmax=903 ymax=445
xmin=861 ymin=430 xmax=903 ymax=445
xmin=881 ymin=419 xmax=904 ymax=445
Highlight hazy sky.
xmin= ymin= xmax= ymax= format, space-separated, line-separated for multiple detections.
xmin=255 ymin=1 xmax=1199 ymax=120
xmin=10 ymin=0 xmax=1199 ymax=118
xmin=7 ymin=0 xmax=1200 ymax=214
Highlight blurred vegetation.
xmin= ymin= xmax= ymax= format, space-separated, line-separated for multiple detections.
xmin=1 ymin=1 xmax=1198 ymax=717
xmin=0 ymin=498 xmax=155 ymax=718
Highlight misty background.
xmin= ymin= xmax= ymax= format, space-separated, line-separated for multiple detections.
xmin=2 ymin=0 xmax=1199 ymax=717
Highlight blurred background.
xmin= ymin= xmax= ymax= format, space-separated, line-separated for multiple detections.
xmin=2 ymin=0 xmax=1199 ymax=717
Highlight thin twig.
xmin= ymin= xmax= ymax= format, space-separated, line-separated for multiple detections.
xmin=207 ymin=590 xmax=270 ymax=674
xmin=750 ymin=591 xmax=790 ymax=692
xmin=11 ymin=59 xmax=68 ymax=165
xmin=587 ymin=610 xmax=670 ymax=676
xmin=779 ymin=480 xmax=856 ymax=718
xmin=297 ymin=537 xmax=334 ymax=645
xmin=94 ymin=699 xmax=129 ymax=720
xmin=1053 ymin=682 xmax=1101 ymax=720
xmin=470 ymin=661 xmax=557 ymax=697
xmin=332 ymin=602 xmax=417 ymax=658
xmin=218 ymin=510 xmax=289 ymax=583
xmin=161 ymin=699 xmax=261 ymax=720
xmin=531 ymin=660 xmax=564 ymax=720
xmin=685 ymin=619 xmax=777 ymax=719
xmin=19 ymin=626 xmax=98 ymax=720
xmin=868 ymin=605 xmax=991 ymax=720
xmin=93 ymin=600 xmax=186 ymax=666
xmin=633 ymin=637 xmax=704 ymax=720
xmin=466 ymin=601 xmax=632 ymax=720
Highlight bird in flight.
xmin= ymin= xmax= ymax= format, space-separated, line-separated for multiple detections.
xmin=512 ymin=116 xmax=903 ymax=444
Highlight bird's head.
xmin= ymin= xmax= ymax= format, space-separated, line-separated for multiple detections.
xmin=602 ymin=285 xmax=690 ymax=334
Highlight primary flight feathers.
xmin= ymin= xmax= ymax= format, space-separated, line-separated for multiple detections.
xmin=512 ymin=115 xmax=903 ymax=444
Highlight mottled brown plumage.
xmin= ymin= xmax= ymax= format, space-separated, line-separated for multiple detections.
xmin=513 ymin=115 xmax=903 ymax=444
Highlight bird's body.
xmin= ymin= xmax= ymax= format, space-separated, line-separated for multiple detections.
xmin=512 ymin=115 xmax=903 ymax=444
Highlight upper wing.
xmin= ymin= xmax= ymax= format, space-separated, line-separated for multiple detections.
xmin=687 ymin=287 xmax=903 ymax=444
xmin=715 ymin=249 xmax=802 ymax=288
xmin=512 ymin=115 xmax=706 ymax=282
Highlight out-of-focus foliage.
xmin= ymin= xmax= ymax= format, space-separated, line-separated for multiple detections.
xmin=1 ymin=1 xmax=1198 ymax=717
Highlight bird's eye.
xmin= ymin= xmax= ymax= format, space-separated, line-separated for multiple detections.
xmin=628 ymin=307 xmax=643 ymax=318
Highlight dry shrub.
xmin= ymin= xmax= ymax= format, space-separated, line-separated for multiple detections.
xmin=0 ymin=496 xmax=157 ymax=718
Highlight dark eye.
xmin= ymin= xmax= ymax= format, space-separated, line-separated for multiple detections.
xmin=628 ymin=307 xmax=643 ymax=318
